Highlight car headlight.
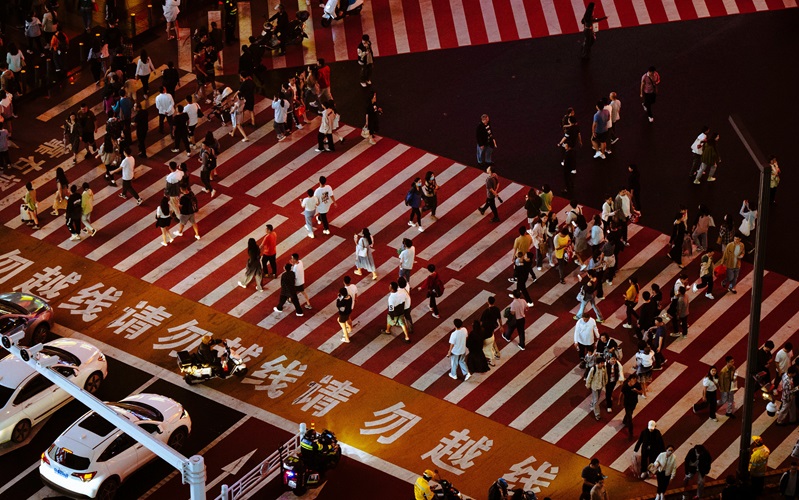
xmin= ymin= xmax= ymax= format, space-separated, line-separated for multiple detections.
xmin=98 ymin=354 xmax=106 ymax=363
xmin=72 ymin=471 xmax=97 ymax=482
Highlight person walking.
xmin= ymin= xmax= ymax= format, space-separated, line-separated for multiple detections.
xmin=635 ymin=420 xmax=665 ymax=478
xmin=622 ymin=277 xmax=640 ymax=330
xmin=164 ymin=161 xmax=184 ymax=214
xmin=238 ymin=238 xmax=264 ymax=291
xmin=554 ymin=227 xmax=573 ymax=284
xmin=65 ymin=185 xmax=82 ymax=240
xmin=260 ymin=224 xmax=277 ymax=278
xmin=580 ymin=458 xmax=604 ymax=500
xmin=419 ymin=264 xmax=444 ymax=319
xmin=316 ymin=100 xmax=335 ymax=152
xmin=290 ymin=253 xmax=312 ymax=309
xmin=770 ymin=155 xmax=781 ymax=204
xmin=573 ymin=313 xmax=599 ymax=368
xmin=397 ymin=237 xmax=415 ymax=284
xmin=364 ymin=91 xmax=381 ymax=145
xmin=50 ymin=167 xmax=69 ymax=216
xmin=683 ymin=444 xmax=712 ymax=500
xmin=63 ymin=113 xmax=82 ymax=164
xmin=478 ymin=165 xmax=501 ymax=223
xmin=80 ymin=182 xmax=96 ymax=237
xmin=384 ymin=281 xmax=410 ymax=342
xmin=692 ymin=250 xmax=716 ymax=299
xmin=155 ymin=87 xmax=175 ymax=135
xmin=300 ymin=188 xmax=319 ymax=239
xmin=447 ymin=319 xmax=471 ymax=381
xmin=721 ymin=233 xmax=745 ymax=294
xmin=689 ymin=126 xmax=709 ymax=179
xmin=229 ymin=94 xmax=249 ymax=142
xmin=155 ymin=196 xmax=174 ymax=246
xmin=274 ymin=263 xmax=304 ymax=317
xmin=777 ymin=366 xmax=798 ymax=426
xmin=694 ymin=132 xmax=721 ymax=184
xmin=184 ymin=95 xmax=201 ymax=148
xmin=272 ymin=92 xmax=289 ymax=141
xmin=502 ymin=290 xmax=528 ymax=351
xmin=591 ymin=100 xmax=610 ymax=159
xmin=421 ymin=171 xmax=439 ymax=220
xmin=575 ymin=271 xmax=603 ymax=322
xmin=480 ymin=296 xmax=502 ymax=366
xmin=653 ymin=445 xmax=677 ymax=500
xmin=397 ymin=277 xmax=414 ymax=335
xmin=336 ymin=287 xmax=353 ymax=343
xmin=510 ymin=252 xmax=535 ymax=306
xmin=354 ymin=228 xmax=378 ymax=279
xmin=698 ymin=366 xmax=720 ymax=422
xmin=750 ymin=436 xmax=770 ymax=496
xmin=586 ymin=357 xmax=608 ymax=421
xmin=619 ymin=374 xmax=643 ymax=440
xmin=135 ymin=50 xmax=156 ymax=96
xmin=313 ymin=176 xmax=337 ymax=235
xmin=609 ymin=92 xmax=621 ymax=143
xmin=119 ymin=149 xmax=143 ymax=205
xmin=96 ymin=135 xmax=119 ymax=187
xmin=466 ymin=320 xmax=490 ymax=374
xmin=640 ymin=66 xmax=660 ymax=123
xmin=77 ymin=102 xmax=97 ymax=155
xmin=669 ymin=208 xmax=688 ymax=267
xmin=163 ymin=0 xmax=181 ymax=40
xmin=404 ymin=178 xmax=425 ymax=231
xmin=134 ymin=103 xmax=149 ymax=158
xmin=779 ymin=462 xmax=799 ymax=500
xmin=356 ymin=34 xmax=374 ymax=86
xmin=171 ymin=104 xmax=191 ymax=155
xmin=718 ymin=356 xmax=736 ymax=418
xmin=691 ymin=205 xmax=713 ymax=251
xmin=476 ymin=114 xmax=497 ymax=166
xmin=175 ymin=185 xmax=200 ymax=240
xmin=23 ymin=182 xmax=40 ymax=230
xmin=198 ymin=140 xmax=217 ymax=197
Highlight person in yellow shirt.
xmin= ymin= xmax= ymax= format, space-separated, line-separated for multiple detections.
xmin=554 ymin=227 xmax=572 ymax=284
xmin=414 ymin=469 xmax=438 ymax=500
xmin=622 ymin=276 xmax=640 ymax=330
xmin=749 ymin=435 xmax=770 ymax=495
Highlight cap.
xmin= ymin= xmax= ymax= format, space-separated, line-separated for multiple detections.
xmin=648 ymin=420 xmax=657 ymax=430
xmin=202 ymin=335 xmax=212 ymax=344
xmin=423 ymin=470 xmax=434 ymax=480
xmin=497 ymin=478 xmax=508 ymax=488
xmin=752 ymin=435 xmax=764 ymax=445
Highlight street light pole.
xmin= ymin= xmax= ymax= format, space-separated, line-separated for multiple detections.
xmin=728 ymin=115 xmax=771 ymax=481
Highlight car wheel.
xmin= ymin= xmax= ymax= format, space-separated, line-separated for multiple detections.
xmin=183 ymin=375 xmax=196 ymax=386
xmin=292 ymin=485 xmax=307 ymax=496
xmin=168 ymin=426 xmax=189 ymax=452
xmin=96 ymin=477 xmax=120 ymax=500
xmin=32 ymin=323 xmax=50 ymax=344
xmin=11 ymin=419 xmax=31 ymax=443
xmin=235 ymin=366 xmax=248 ymax=378
xmin=84 ymin=371 xmax=104 ymax=394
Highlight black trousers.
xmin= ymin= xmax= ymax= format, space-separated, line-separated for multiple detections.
xmin=261 ymin=254 xmax=277 ymax=276
xmin=409 ymin=207 xmax=422 ymax=225
xmin=159 ymin=113 xmax=173 ymax=134
xmin=480 ymin=197 xmax=499 ymax=219
xmin=200 ymin=169 xmax=213 ymax=191
xmin=136 ymin=127 xmax=148 ymax=155
xmin=317 ymin=132 xmax=334 ymax=150
xmin=121 ymin=179 xmax=140 ymax=200
xmin=318 ymin=212 xmax=330 ymax=231
xmin=174 ymin=133 xmax=190 ymax=153
xmin=605 ymin=380 xmax=617 ymax=410
xmin=504 ymin=317 xmax=526 ymax=348
xmin=277 ymin=293 xmax=302 ymax=314
xmin=427 ymin=291 xmax=439 ymax=315
xmin=643 ymin=92 xmax=656 ymax=118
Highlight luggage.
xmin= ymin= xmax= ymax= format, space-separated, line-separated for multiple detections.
xmin=20 ymin=204 xmax=31 ymax=222
xmin=692 ymin=400 xmax=708 ymax=413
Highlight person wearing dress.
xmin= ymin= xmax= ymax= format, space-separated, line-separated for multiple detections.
xmin=155 ymin=196 xmax=174 ymax=246
xmin=229 ymin=95 xmax=249 ymax=142
xmin=238 ymin=238 xmax=263 ymax=291
xmin=354 ymin=228 xmax=377 ymax=280
xmin=466 ymin=320 xmax=490 ymax=374
xmin=336 ymin=288 xmax=353 ymax=343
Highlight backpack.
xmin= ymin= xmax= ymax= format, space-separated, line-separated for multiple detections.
xmin=404 ymin=189 xmax=413 ymax=206
xmin=432 ymin=274 xmax=444 ymax=297
xmin=190 ymin=192 xmax=199 ymax=213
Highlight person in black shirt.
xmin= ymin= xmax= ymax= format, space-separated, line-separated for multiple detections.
xmin=618 ymin=374 xmax=643 ymax=440
xmin=476 ymin=113 xmax=496 ymax=166
xmin=480 ymin=296 xmax=502 ymax=366
xmin=755 ymin=340 xmax=775 ymax=387
xmin=77 ymin=102 xmax=97 ymax=154
xmin=134 ymin=103 xmax=149 ymax=158
xmin=171 ymin=104 xmax=191 ymax=155
xmin=274 ymin=263 xmax=303 ymax=316
xmin=580 ymin=458 xmax=604 ymax=500
xmin=162 ymin=61 xmax=180 ymax=98
xmin=65 ymin=184 xmax=83 ymax=240
xmin=238 ymin=73 xmax=256 ymax=126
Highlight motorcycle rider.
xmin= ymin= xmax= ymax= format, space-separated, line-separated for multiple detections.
xmin=488 ymin=478 xmax=510 ymax=500
xmin=300 ymin=429 xmax=333 ymax=473
xmin=268 ymin=3 xmax=290 ymax=54
xmin=195 ymin=335 xmax=224 ymax=374
xmin=414 ymin=469 xmax=439 ymax=500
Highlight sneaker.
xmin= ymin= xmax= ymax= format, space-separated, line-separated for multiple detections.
xmin=304 ymin=304 xmax=313 ymax=310
xmin=670 ymin=332 xmax=682 ymax=337
xmin=341 ymin=337 xmax=350 ymax=343
xmin=90 ymin=229 xmax=97 ymax=237
xmin=537 ymin=267 xmax=542 ymax=271
xmin=432 ymin=313 xmax=440 ymax=319
xmin=606 ymin=281 xmax=613 ymax=286
xmin=307 ymin=233 xmax=315 ymax=239
xmin=693 ymin=179 xmax=701 ymax=185
xmin=238 ymin=281 xmax=246 ymax=288
xmin=354 ymin=269 xmax=363 ymax=275
xmin=277 ymin=135 xmax=286 ymax=141
xmin=710 ymin=417 xmax=718 ymax=422
xmin=708 ymin=177 xmax=717 ymax=182
xmin=323 ymin=229 xmax=330 ymax=235
xmin=692 ymin=284 xmax=698 ymax=293
xmin=136 ymin=198 xmax=143 ymax=205
xmin=729 ymin=288 xmax=737 ymax=294
xmin=296 ymin=312 xmax=304 ymax=317
xmin=360 ymin=82 xmax=367 ymax=87
xmin=315 ymin=148 xmax=324 ymax=152
xmin=605 ymin=149 xmax=612 ymax=155
xmin=611 ymin=137 xmax=620 ymax=144
xmin=211 ymin=189 xmax=216 ymax=198
xmin=201 ymin=188 xmax=208 ymax=193
xmin=648 ymin=117 xmax=654 ymax=123
xmin=705 ymin=293 xmax=714 ymax=299
xmin=594 ymin=413 xmax=601 ymax=421
xmin=606 ymin=407 xmax=612 ymax=413
xmin=119 ymin=193 xmax=127 ymax=199
xmin=490 ymin=217 xmax=501 ymax=223
xmin=195 ymin=234 xmax=201 ymax=240
xmin=408 ymin=221 xmax=416 ymax=227
xmin=518 ymin=345 xmax=525 ymax=351
xmin=622 ymin=323 xmax=632 ymax=329
xmin=573 ymin=315 xmax=580 ymax=320
xmin=596 ymin=319 xmax=604 ymax=324
xmin=273 ymin=307 xmax=282 ymax=313
xmin=161 ymin=241 xmax=168 ymax=247
xmin=508 ymin=278 xmax=517 ymax=283
xmin=368 ymin=138 xmax=376 ymax=145
xmin=448 ymin=373 xmax=457 ymax=380
xmin=511 ymin=294 xmax=517 ymax=299
xmin=570 ymin=170 xmax=577 ymax=174
xmin=464 ymin=373 xmax=472 ymax=381
xmin=593 ymin=152 xmax=603 ymax=159
xmin=526 ymin=302 xmax=534 ymax=307
xmin=502 ymin=334 xmax=511 ymax=342
xmin=418 ymin=226 xmax=424 ymax=232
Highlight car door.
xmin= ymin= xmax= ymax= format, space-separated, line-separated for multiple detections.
xmin=98 ymin=432 xmax=140 ymax=481
xmin=135 ymin=423 xmax=161 ymax=466
xmin=14 ymin=374 xmax=58 ymax=426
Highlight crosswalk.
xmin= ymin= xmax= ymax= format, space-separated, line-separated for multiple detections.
xmin=8 ymin=75 xmax=799 ymax=485
xmin=257 ymin=0 xmax=797 ymax=68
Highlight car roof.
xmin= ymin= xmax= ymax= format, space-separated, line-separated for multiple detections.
xmin=0 ymin=338 xmax=102 ymax=389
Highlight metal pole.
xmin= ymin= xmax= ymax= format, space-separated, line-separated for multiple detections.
xmin=728 ymin=114 xmax=771 ymax=481
xmin=148 ymin=4 xmax=154 ymax=28
xmin=130 ymin=13 xmax=137 ymax=36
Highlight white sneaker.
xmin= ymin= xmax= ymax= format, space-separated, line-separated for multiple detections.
xmin=238 ymin=281 xmax=246 ymax=289
xmin=448 ymin=373 xmax=457 ymax=380
xmin=705 ymin=293 xmax=714 ymax=299
xmin=307 ymin=233 xmax=315 ymax=239
xmin=418 ymin=226 xmax=424 ymax=232
xmin=464 ymin=373 xmax=472 ymax=381
xmin=692 ymin=284 xmax=698 ymax=293
xmin=323 ymin=229 xmax=330 ymax=235
xmin=195 ymin=235 xmax=201 ymax=240
xmin=537 ymin=267 xmax=542 ymax=271
xmin=526 ymin=302 xmax=534 ymax=307
xmin=161 ymin=241 xmax=168 ymax=247
xmin=408 ymin=221 xmax=415 ymax=227
xmin=648 ymin=117 xmax=654 ymax=123
xmin=315 ymin=148 xmax=324 ymax=152
xmin=593 ymin=152 xmax=603 ymax=159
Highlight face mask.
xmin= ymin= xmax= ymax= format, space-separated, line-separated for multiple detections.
xmin=416 ymin=183 xmax=421 ymax=187
xmin=430 ymin=175 xmax=435 ymax=180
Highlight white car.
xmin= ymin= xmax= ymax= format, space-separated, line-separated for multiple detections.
xmin=40 ymin=393 xmax=192 ymax=500
xmin=0 ymin=338 xmax=107 ymax=445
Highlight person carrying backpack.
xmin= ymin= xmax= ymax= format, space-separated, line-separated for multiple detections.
xmin=405 ymin=178 xmax=424 ymax=231
xmin=419 ymin=264 xmax=444 ymax=319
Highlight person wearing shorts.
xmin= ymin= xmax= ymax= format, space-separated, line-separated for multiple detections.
xmin=175 ymin=186 xmax=200 ymax=240
xmin=591 ymin=100 xmax=610 ymax=159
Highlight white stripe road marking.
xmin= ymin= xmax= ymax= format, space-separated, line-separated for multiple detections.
xmin=700 ymin=279 xmax=799 ymax=365
xmin=752 ymin=0 xmax=769 ymax=9
xmin=418 ymin=0 xmax=441 ymax=50
xmin=449 ymin=0 xmax=472 ymax=46
xmin=56 ymin=325 xmax=420 ymax=490
xmin=668 ymin=271 xmax=757 ymax=354
xmin=570 ymin=0 xmax=587 ymax=30
xmin=177 ymin=28 xmax=193 ymax=72
xmin=141 ymin=204 xmax=261 ymax=282
xmin=86 ymin=64 xmax=169 ymax=119
xmin=722 ymin=0 xmax=740 ymax=14
xmin=576 ymin=362 xmax=689 ymax=459
xmin=170 ymin=215 xmax=288 ymax=295
xmin=383 ymin=163 xmax=472 ymax=250
xmin=447 ymin=209 xmax=528 ymax=272
xmin=537 ymin=224 xmax=646 ymax=305
xmin=418 ymin=183 xmax=524 ymax=261
xmin=226 ymin=236 xmax=345 ymax=316
xmin=600 ymin=0 xmax=622 ymax=28
xmin=408 ymin=290 xmax=495 ymax=390
xmin=331 ymin=11 xmax=350 ymax=62
xmin=298 ymin=0 xmax=318 ymax=66
xmin=711 ymin=408 xmax=774 ymax=478
xmin=358 ymin=0 xmax=380 ymax=57
xmin=509 ymin=0 xmax=532 ymax=38
xmin=540 ymin=0 xmax=562 ymax=35
xmin=661 ymin=0 xmax=681 ymax=21
xmin=284 ymin=258 xmax=399 ymax=342
xmin=388 ymin=0 xmax=411 ymax=54
xmin=0 ymin=461 xmax=42 ymax=496
xmin=768 ymin=418 xmax=799 ymax=468
xmin=444 ymin=313 xmax=559 ymax=404
xmin=692 ymin=0 xmax=711 ymax=17
xmin=631 ymin=0 xmax=652 ymax=24
xmin=477 ymin=333 xmax=574 ymax=417
xmin=480 ymin=0 xmax=502 ymax=43
xmin=271 ymin=137 xmax=386 ymax=207
xmin=783 ymin=0 xmax=797 ymax=8
xmin=519 ymin=370 xmax=585 ymax=434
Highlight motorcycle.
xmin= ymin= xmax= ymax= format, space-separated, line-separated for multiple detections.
xmin=321 ymin=0 xmax=363 ymax=27
xmin=177 ymin=341 xmax=247 ymax=385
xmin=281 ymin=428 xmax=341 ymax=496
xmin=257 ymin=10 xmax=310 ymax=52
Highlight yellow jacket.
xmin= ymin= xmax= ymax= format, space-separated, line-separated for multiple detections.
xmin=749 ymin=445 xmax=770 ymax=476
xmin=624 ymin=284 xmax=638 ymax=302
xmin=414 ymin=477 xmax=434 ymax=500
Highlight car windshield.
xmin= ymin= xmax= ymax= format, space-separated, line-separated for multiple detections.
xmin=51 ymin=446 xmax=91 ymax=471
xmin=0 ymin=299 xmax=24 ymax=315
xmin=112 ymin=402 xmax=163 ymax=422
xmin=41 ymin=346 xmax=80 ymax=366
xmin=0 ymin=385 xmax=14 ymax=408
xmin=78 ymin=413 xmax=117 ymax=437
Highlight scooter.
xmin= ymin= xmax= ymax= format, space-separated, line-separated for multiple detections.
xmin=258 ymin=10 xmax=310 ymax=52
xmin=281 ymin=429 xmax=341 ymax=496
xmin=177 ymin=341 xmax=248 ymax=385
xmin=321 ymin=0 xmax=363 ymax=27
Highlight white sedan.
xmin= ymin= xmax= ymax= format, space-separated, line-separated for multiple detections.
xmin=0 ymin=338 xmax=107 ymax=444
xmin=40 ymin=393 xmax=192 ymax=500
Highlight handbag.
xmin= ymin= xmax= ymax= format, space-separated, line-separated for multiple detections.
xmin=692 ymin=400 xmax=709 ymax=413
xmin=576 ymin=288 xmax=585 ymax=302
xmin=197 ymin=108 xmax=204 ymax=118
xmin=357 ymin=245 xmax=368 ymax=258
xmin=361 ymin=126 xmax=370 ymax=138
xmin=738 ymin=219 xmax=751 ymax=237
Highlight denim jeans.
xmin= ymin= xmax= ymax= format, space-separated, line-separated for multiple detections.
xmin=477 ymin=144 xmax=493 ymax=165
xmin=450 ymin=354 xmax=468 ymax=377
xmin=724 ymin=267 xmax=740 ymax=289
xmin=303 ymin=210 xmax=315 ymax=235
xmin=577 ymin=297 xmax=603 ymax=321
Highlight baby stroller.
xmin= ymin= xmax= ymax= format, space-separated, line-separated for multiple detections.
xmin=208 ymin=87 xmax=235 ymax=124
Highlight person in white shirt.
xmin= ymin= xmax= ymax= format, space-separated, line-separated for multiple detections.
xmin=313 ymin=176 xmax=336 ymax=235
xmin=135 ymin=49 xmax=157 ymax=96
xmin=290 ymin=253 xmax=311 ymax=309
xmin=155 ymin=86 xmax=175 ymax=135
xmin=300 ymin=188 xmax=319 ymax=239
xmin=447 ymin=318 xmax=471 ymax=381
xmin=502 ymin=290 xmax=529 ymax=351
xmin=398 ymin=238 xmax=415 ymax=285
xmin=608 ymin=91 xmax=621 ymax=144
xmin=119 ymin=149 xmax=142 ymax=204
xmin=689 ymin=126 xmax=709 ymax=179
xmin=574 ymin=313 xmax=599 ymax=365
xmin=163 ymin=0 xmax=181 ymax=40
xmin=397 ymin=277 xmax=413 ymax=335
xmin=775 ymin=343 xmax=793 ymax=385
xmin=164 ymin=161 xmax=184 ymax=214
xmin=184 ymin=94 xmax=201 ymax=147
xmin=653 ymin=446 xmax=677 ymax=500
xmin=385 ymin=282 xmax=410 ymax=342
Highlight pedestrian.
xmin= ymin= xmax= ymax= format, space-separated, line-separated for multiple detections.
xmin=260 ymin=224 xmax=278 ymax=278
xmin=683 ymin=444 xmax=712 ymax=499
xmin=613 ymin=188 xmax=632 ymax=246
xmin=646 ymin=316 xmax=667 ymax=370
xmin=155 ymin=87 xmax=175 ymax=135
xmin=343 ymin=276 xmax=358 ymax=331
xmin=23 ymin=182 xmax=40 ymax=230
xmin=175 ymin=185 xmax=200 ymax=240
xmin=447 ymin=318 xmax=471 ymax=380
xmin=691 ymin=250 xmax=716 ymax=299
xmin=198 ymin=141 xmax=217 ymax=197
xmin=393 ymin=237 xmax=414 ymax=282
xmin=580 ymin=458 xmax=604 ymax=500
xmin=635 ymin=342 xmax=655 ymax=397
xmin=237 ymin=238 xmax=264 ymax=292
xmin=775 ymin=342 xmax=793 ymax=387
xmin=586 ymin=357 xmax=608 ymax=421
xmin=476 ymin=114 xmax=497 ymax=166
xmin=50 ymin=29 xmax=71 ymax=72
xmin=579 ymin=3 xmax=607 ymax=60
xmin=653 ymin=445 xmax=677 ymax=500
xmin=272 ymin=92 xmax=289 ymax=141
xmin=65 ymin=185 xmax=82 ymax=240
xmin=165 ymin=161 xmax=183 ymax=214
xmin=134 ymin=103 xmax=149 ymax=158
xmin=354 ymin=228 xmax=378 ymax=279
xmin=698 ymin=366 xmax=720 ymax=422
xmin=77 ymin=102 xmax=97 ymax=155
xmin=510 ymin=252 xmax=535 ymax=306
xmin=480 ymin=296 xmax=502 ymax=366
xmin=62 ymin=113 xmax=82 ymax=165
xmin=163 ymin=61 xmax=180 ymax=97
xmin=0 ymin=123 xmax=11 ymax=171
xmin=421 ymin=171 xmax=439 ymax=220
xmin=575 ymin=271 xmax=603 ymax=322
xmin=779 ymin=462 xmax=799 ymax=500
xmin=622 ymin=277 xmax=640 ymax=330
xmin=634 ymin=420 xmax=665 ymax=478
xmin=691 ymin=204 xmax=713 ymax=252
xmin=80 ymin=182 xmax=96 ymax=236
xmin=155 ymin=196 xmax=174 ymax=246
xmin=119 ymin=149 xmax=143 ymax=205
xmin=316 ymin=58 xmax=332 ymax=103
xmin=589 ymin=214 xmax=604 ymax=253
xmin=770 ymin=155 xmax=781 ymax=204
xmin=627 ymin=164 xmax=642 ymax=212
xmin=384 ymin=281 xmax=410 ymax=342
xmin=689 ymin=126 xmax=709 ymax=179
xmin=419 ymin=264 xmax=443 ymax=319
xmin=718 ymin=355 xmax=736 ymax=418
xmin=356 ymin=34 xmax=374 ymax=87
xmin=184 ymin=94 xmax=201 ymax=148
xmin=299 ymin=188 xmax=319 ymax=239
xmin=397 ymin=277 xmax=414 ymax=335
xmin=488 ymin=478 xmax=509 ymax=500
xmin=49 ymin=167 xmax=69 ymax=216
xmin=590 ymin=477 xmax=608 ymax=500
xmin=510 ymin=226 xmax=533 ymax=282
xmin=609 ymin=92 xmax=621 ymax=143
xmin=163 ymin=0 xmax=181 ymax=40
xmin=720 ymin=233 xmax=745 ymax=294
xmin=478 ymin=165 xmax=501 ymax=223
xmin=171 ymin=104 xmax=191 ymax=155
xmin=502 ymin=290 xmax=528 ymax=351
xmin=694 ymin=132 xmax=721 ymax=184
xmin=204 ymin=132 xmax=222 ymax=179
xmin=668 ymin=285 xmax=689 ymax=339
xmin=134 ymin=49 xmax=156 ymax=96
xmin=288 ymin=253 xmax=312 ymax=310
xmin=640 ymin=66 xmax=660 ymax=123
xmin=466 ymin=320 xmax=490 ymax=374
xmin=531 ymin=213 xmax=548 ymax=271
xmin=229 ymin=94 xmax=249 ymax=142
xmin=539 ymin=184 xmax=553 ymax=214
xmin=313 ymin=176 xmax=336 ymax=235
xmin=274 ymin=263 xmax=304 ymax=317
xmin=669 ymin=208 xmax=688 ymax=267
xmin=604 ymin=351 xmax=622 ymax=412
xmin=739 ymin=199 xmax=757 ymax=239
xmin=363 ymin=91 xmax=381 ymax=145
xmin=315 ymin=100 xmax=334 ymax=152
xmin=591 ymin=100 xmax=610 ymax=159
xmin=238 ymin=73 xmax=257 ymax=126
xmin=618 ymin=374 xmax=643 ymax=439
xmin=777 ymin=366 xmax=798 ymax=426
xmin=554 ymin=227 xmax=572 ymax=284
xmin=750 ymin=436 xmax=770 ymax=496
xmin=336 ymin=287 xmax=353 ymax=343
xmin=96 ymin=135 xmax=119 ymax=187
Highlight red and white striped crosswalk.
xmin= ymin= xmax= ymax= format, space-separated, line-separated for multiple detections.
xmin=260 ymin=0 xmax=797 ymax=68
xmin=7 ymin=80 xmax=799 ymax=483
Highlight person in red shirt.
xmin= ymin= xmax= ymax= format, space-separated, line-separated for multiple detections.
xmin=418 ymin=264 xmax=444 ymax=319
xmin=193 ymin=50 xmax=209 ymax=100
xmin=316 ymin=58 xmax=332 ymax=103
xmin=260 ymin=224 xmax=278 ymax=278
